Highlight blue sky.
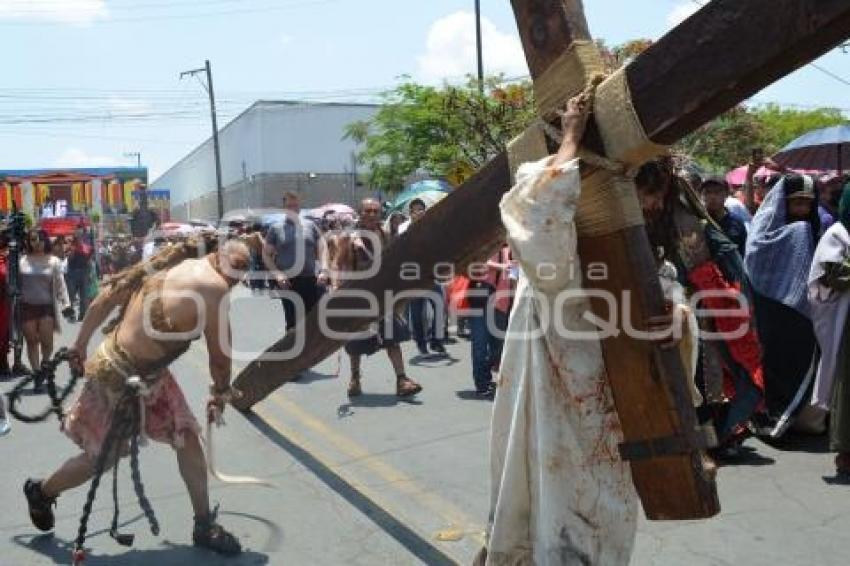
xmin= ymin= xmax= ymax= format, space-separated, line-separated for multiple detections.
xmin=0 ymin=0 xmax=848 ymax=180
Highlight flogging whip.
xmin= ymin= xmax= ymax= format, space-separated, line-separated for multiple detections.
xmin=7 ymin=349 xmax=83 ymax=424
xmin=205 ymin=387 xmax=273 ymax=487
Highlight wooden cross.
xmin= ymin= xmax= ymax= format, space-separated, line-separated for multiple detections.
xmin=233 ymin=0 xmax=850 ymax=519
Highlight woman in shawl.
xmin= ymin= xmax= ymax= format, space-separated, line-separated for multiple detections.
xmin=808 ymin=185 xmax=850 ymax=477
xmin=745 ymin=174 xmax=821 ymax=437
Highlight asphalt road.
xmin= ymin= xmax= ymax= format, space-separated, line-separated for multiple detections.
xmin=2 ymin=286 xmax=850 ymax=565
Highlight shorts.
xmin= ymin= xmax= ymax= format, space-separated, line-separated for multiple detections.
xmin=21 ymin=303 xmax=54 ymax=322
xmin=345 ymin=314 xmax=411 ymax=357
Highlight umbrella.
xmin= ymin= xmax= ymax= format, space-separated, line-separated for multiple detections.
xmin=393 ymin=179 xmax=451 ymax=205
xmin=159 ymin=222 xmax=194 ymax=236
xmin=388 ymin=180 xmax=452 ymax=215
xmin=39 ymin=216 xmax=91 ymax=237
xmin=724 ymin=165 xmax=824 ymax=186
xmin=774 ymin=125 xmax=850 ymax=172
xmin=389 ymin=189 xmax=448 ymax=215
xmin=315 ymin=203 xmax=356 ymax=218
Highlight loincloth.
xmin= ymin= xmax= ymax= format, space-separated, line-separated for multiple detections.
xmin=63 ymin=366 xmax=200 ymax=459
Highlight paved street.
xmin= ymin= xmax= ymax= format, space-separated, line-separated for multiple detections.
xmin=2 ymin=286 xmax=850 ymax=565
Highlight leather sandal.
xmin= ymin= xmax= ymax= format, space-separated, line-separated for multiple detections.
xmin=396 ymin=376 xmax=422 ymax=397
xmin=192 ymin=506 xmax=242 ymax=556
xmin=24 ymin=479 xmax=56 ymax=532
xmin=347 ymin=375 xmax=362 ymax=398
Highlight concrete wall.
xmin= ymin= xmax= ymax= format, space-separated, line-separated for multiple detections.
xmin=170 ymin=172 xmax=378 ymax=222
xmin=152 ymin=101 xmax=379 ymax=218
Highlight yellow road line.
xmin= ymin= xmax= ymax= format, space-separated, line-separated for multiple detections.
xmin=186 ymin=348 xmax=485 ymax=547
xmin=266 ymin=392 xmax=485 ymax=544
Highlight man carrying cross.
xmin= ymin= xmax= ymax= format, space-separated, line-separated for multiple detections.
xmin=481 ymin=92 xmax=650 ymax=565
xmin=23 ymin=237 xmax=248 ymax=557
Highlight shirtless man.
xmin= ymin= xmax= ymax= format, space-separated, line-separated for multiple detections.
xmin=23 ymin=238 xmax=250 ymax=556
xmin=331 ymin=199 xmax=422 ymax=398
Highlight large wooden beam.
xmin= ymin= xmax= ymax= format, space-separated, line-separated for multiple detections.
xmin=511 ymin=0 xmax=716 ymax=521
xmin=234 ymin=0 xmax=850 ymax=401
xmin=630 ymin=0 xmax=850 ymax=144
xmin=234 ymin=0 xmax=850 ymax=430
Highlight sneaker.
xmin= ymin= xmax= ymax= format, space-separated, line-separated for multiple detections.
xmin=428 ymin=341 xmax=446 ymax=354
xmin=24 ymin=479 xmax=56 ymax=532
xmin=475 ymin=382 xmax=497 ymax=399
xmin=396 ymin=376 xmax=423 ymax=397
xmin=347 ymin=377 xmax=362 ymax=398
xmin=192 ymin=508 xmax=242 ymax=556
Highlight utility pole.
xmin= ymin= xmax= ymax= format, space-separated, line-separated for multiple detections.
xmin=241 ymin=160 xmax=249 ymax=209
xmin=124 ymin=151 xmax=141 ymax=168
xmin=181 ymin=60 xmax=224 ymax=220
xmin=474 ymin=0 xmax=484 ymax=94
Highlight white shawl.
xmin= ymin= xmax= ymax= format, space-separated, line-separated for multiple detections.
xmin=485 ymin=156 xmax=637 ymax=566
xmin=808 ymin=222 xmax=850 ymax=409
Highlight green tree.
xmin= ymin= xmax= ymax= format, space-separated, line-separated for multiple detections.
xmin=677 ymin=104 xmax=847 ymax=171
xmin=752 ymin=103 xmax=846 ymax=154
xmin=344 ymin=75 xmax=535 ymax=193
xmin=676 ymin=105 xmax=766 ymax=171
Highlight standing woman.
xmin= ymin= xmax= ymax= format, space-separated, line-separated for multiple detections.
xmin=745 ymin=174 xmax=821 ymax=436
xmin=20 ymin=229 xmax=70 ymax=390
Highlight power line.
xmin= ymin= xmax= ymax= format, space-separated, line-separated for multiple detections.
xmin=0 ymin=0 xmax=274 ymax=14
xmin=0 ymin=0 xmax=340 ymax=26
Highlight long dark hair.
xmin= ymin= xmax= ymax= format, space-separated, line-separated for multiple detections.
xmin=636 ymin=158 xmax=682 ymax=261
xmin=24 ymin=229 xmax=52 ymax=254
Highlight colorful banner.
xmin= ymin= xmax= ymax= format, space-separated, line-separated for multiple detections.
xmin=0 ymin=183 xmax=11 ymax=212
xmin=0 ymin=168 xmax=148 ymax=216
xmin=36 ymin=184 xmax=49 ymax=205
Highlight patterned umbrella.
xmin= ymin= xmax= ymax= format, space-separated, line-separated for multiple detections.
xmin=389 ymin=180 xmax=452 ymax=214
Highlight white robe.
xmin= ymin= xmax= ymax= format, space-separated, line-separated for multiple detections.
xmin=486 ymin=156 xmax=638 ymax=566
xmin=808 ymin=222 xmax=850 ymax=409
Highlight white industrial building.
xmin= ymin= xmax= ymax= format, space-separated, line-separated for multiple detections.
xmin=152 ymin=100 xmax=379 ymax=221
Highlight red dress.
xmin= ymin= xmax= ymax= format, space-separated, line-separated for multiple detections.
xmin=0 ymin=253 xmax=10 ymax=366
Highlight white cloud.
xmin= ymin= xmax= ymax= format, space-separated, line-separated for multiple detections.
xmin=666 ymin=2 xmax=700 ymax=28
xmin=0 ymin=0 xmax=108 ymax=26
xmin=417 ymin=11 xmax=528 ymax=83
xmin=54 ymin=148 xmax=116 ymax=168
